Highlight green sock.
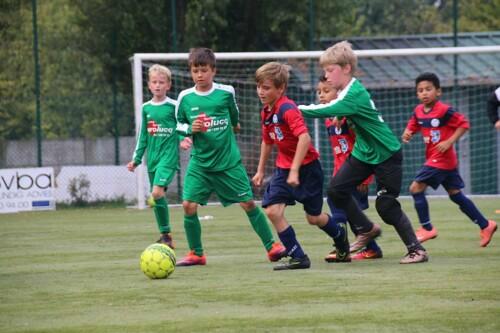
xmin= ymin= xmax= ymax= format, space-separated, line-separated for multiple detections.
xmin=153 ymin=197 xmax=170 ymax=233
xmin=246 ymin=207 xmax=275 ymax=251
xmin=184 ymin=214 xmax=203 ymax=256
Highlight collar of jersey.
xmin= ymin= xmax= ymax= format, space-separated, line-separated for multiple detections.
xmin=194 ymin=83 xmax=216 ymax=96
xmin=149 ymin=96 xmax=174 ymax=106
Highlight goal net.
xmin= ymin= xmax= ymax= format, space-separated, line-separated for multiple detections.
xmin=131 ymin=46 xmax=500 ymax=208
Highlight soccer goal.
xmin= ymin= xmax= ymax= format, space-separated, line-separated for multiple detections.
xmin=131 ymin=45 xmax=500 ymax=209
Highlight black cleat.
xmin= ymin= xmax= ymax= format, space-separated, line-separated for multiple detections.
xmin=333 ymin=223 xmax=351 ymax=262
xmin=273 ymin=255 xmax=311 ymax=271
xmin=156 ymin=233 xmax=175 ymax=249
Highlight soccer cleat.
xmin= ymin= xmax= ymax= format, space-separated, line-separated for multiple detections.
xmin=267 ymin=242 xmax=287 ymax=262
xmin=324 ymin=249 xmax=337 ymax=262
xmin=156 ymin=233 xmax=175 ymax=249
xmin=349 ymin=224 xmax=382 ymax=253
xmin=332 ymin=224 xmax=351 ymax=262
xmin=351 ymin=248 xmax=383 ymax=260
xmin=400 ymin=249 xmax=428 ymax=264
xmin=415 ymin=226 xmax=438 ymax=243
xmin=480 ymin=220 xmax=497 ymax=247
xmin=176 ymin=250 xmax=206 ymax=266
xmin=273 ymin=255 xmax=311 ymax=270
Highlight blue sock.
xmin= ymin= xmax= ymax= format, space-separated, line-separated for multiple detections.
xmin=412 ymin=192 xmax=433 ymax=230
xmin=449 ymin=192 xmax=489 ymax=229
xmin=327 ymin=197 xmax=347 ymax=224
xmin=365 ymin=240 xmax=381 ymax=252
xmin=278 ymin=226 xmax=306 ymax=259
xmin=320 ymin=215 xmax=344 ymax=240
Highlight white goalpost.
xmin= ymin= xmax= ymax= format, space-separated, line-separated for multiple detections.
xmin=131 ymin=45 xmax=500 ymax=209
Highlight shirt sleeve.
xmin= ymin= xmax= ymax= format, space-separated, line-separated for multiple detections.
xmin=487 ymin=88 xmax=500 ymax=125
xmin=299 ymin=97 xmax=357 ymax=119
xmin=447 ymin=108 xmax=470 ymax=130
xmin=261 ymin=112 xmax=273 ymax=144
xmin=284 ymin=109 xmax=309 ymax=137
xmin=175 ymin=96 xmax=192 ymax=136
xmin=406 ymin=112 xmax=421 ymax=133
xmin=132 ymin=108 xmax=148 ymax=165
xmin=227 ymin=86 xmax=240 ymax=127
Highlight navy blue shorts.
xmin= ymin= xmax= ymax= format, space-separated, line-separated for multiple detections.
xmin=262 ymin=159 xmax=324 ymax=216
xmin=414 ymin=165 xmax=464 ymax=190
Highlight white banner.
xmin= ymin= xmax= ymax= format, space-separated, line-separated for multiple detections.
xmin=0 ymin=167 xmax=56 ymax=214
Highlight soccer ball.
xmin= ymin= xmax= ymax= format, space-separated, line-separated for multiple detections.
xmin=140 ymin=243 xmax=176 ymax=279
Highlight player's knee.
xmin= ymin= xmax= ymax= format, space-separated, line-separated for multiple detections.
xmin=264 ymin=206 xmax=281 ymax=222
xmin=182 ymin=200 xmax=197 ymax=215
xmin=151 ymin=189 xmax=164 ymax=200
xmin=447 ymin=188 xmax=460 ymax=196
xmin=305 ymin=214 xmax=321 ymax=226
xmin=375 ymin=194 xmax=402 ymax=225
xmin=239 ymin=200 xmax=255 ymax=212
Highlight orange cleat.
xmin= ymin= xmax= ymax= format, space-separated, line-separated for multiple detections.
xmin=351 ymin=248 xmax=383 ymax=260
xmin=267 ymin=242 xmax=287 ymax=262
xmin=176 ymin=250 xmax=206 ymax=266
xmin=415 ymin=226 xmax=438 ymax=243
xmin=480 ymin=220 xmax=497 ymax=247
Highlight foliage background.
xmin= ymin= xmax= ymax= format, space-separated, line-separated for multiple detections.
xmin=0 ymin=0 xmax=499 ymax=140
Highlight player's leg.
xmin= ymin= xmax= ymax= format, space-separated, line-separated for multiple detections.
xmin=444 ymin=171 xmax=497 ymax=247
xmin=409 ymin=166 xmax=444 ymax=242
xmin=350 ymin=189 xmax=383 ymax=260
xmin=213 ymin=164 xmax=286 ymax=261
xmin=329 ymin=156 xmax=381 ymax=253
xmin=298 ymin=160 xmax=350 ymax=262
xmin=373 ymin=150 xmax=427 ymax=264
xmin=259 ymin=167 xmax=309 ymax=270
xmin=151 ymin=167 xmax=177 ymax=248
xmin=176 ymin=163 xmax=211 ymax=266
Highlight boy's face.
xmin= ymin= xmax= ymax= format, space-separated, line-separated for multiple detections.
xmin=316 ymin=81 xmax=337 ymax=104
xmin=416 ymin=80 xmax=441 ymax=107
xmin=323 ymin=64 xmax=351 ymax=90
xmin=256 ymin=79 xmax=285 ymax=107
xmin=148 ymin=72 xmax=171 ymax=100
xmin=191 ymin=65 xmax=216 ymax=92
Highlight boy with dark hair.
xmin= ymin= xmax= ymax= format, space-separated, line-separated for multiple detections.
xmin=175 ymin=48 xmax=286 ymax=266
xmin=299 ymin=41 xmax=428 ymax=264
xmin=127 ymin=64 xmax=192 ymax=248
xmin=252 ymin=62 xmax=350 ymax=271
xmin=316 ymin=76 xmax=383 ymax=261
xmin=402 ymin=72 xmax=497 ymax=247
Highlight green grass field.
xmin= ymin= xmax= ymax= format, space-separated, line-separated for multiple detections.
xmin=0 ymin=198 xmax=499 ymax=333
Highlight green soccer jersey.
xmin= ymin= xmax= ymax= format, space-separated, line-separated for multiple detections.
xmin=132 ymin=97 xmax=179 ymax=171
xmin=175 ymin=83 xmax=241 ymax=171
xmin=299 ymin=78 xmax=401 ymax=164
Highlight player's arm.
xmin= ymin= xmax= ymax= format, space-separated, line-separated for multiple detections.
xmin=228 ymin=86 xmax=240 ymax=127
xmin=252 ymin=141 xmax=273 ymax=187
xmin=402 ymin=113 xmax=420 ymax=143
xmin=128 ymin=109 xmax=148 ymax=171
xmin=288 ymin=133 xmax=311 ymax=187
xmin=486 ymin=88 xmax=500 ymax=128
xmin=299 ymin=97 xmax=356 ymax=119
xmin=436 ymin=127 xmax=468 ymax=153
xmin=175 ymin=98 xmax=193 ymax=136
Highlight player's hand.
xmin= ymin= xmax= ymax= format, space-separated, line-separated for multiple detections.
xmin=495 ymin=120 xmax=500 ymax=131
xmin=252 ymin=172 xmax=264 ymax=187
xmin=401 ymin=129 xmax=413 ymax=143
xmin=436 ymin=140 xmax=452 ymax=153
xmin=357 ymin=183 xmax=368 ymax=194
xmin=287 ymin=170 xmax=300 ymax=187
xmin=127 ymin=161 xmax=137 ymax=172
xmin=233 ymin=123 xmax=241 ymax=133
xmin=191 ymin=119 xmax=204 ymax=133
xmin=180 ymin=137 xmax=192 ymax=150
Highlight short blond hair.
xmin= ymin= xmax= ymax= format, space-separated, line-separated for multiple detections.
xmin=255 ymin=62 xmax=291 ymax=89
xmin=148 ymin=64 xmax=172 ymax=82
xmin=319 ymin=41 xmax=357 ymax=75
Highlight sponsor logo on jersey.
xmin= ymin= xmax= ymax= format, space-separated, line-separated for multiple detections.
xmin=147 ymin=120 xmax=174 ymax=136
xmin=431 ymin=118 xmax=440 ymax=127
xmin=272 ymin=114 xmax=278 ymax=124
xmin=274 ymin=127 xmax=284 ymax=141
xmin=430 ymin=129 xmax=440 ymax=143
xmin=338 ymin=138 xmax=349 ymax=153
xmin=191 ymin=107 xmax=200 ymax=111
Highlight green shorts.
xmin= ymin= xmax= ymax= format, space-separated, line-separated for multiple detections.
xmin=148 ymin=166 xmax=176 ymax=189
xmin=182 ymin=162 xmax=254 ymax=206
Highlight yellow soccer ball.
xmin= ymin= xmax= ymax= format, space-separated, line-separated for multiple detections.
xmin=140 ymin=243 xmax=176 ymax=279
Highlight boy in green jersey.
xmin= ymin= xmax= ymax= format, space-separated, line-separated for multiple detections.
xmin=128 ymin=64 xmax=192 ymax=249
xmin=175 ymin=48 xmax=286 ymax=266
xmin=299 ymin=41 xmax=428 ymax=264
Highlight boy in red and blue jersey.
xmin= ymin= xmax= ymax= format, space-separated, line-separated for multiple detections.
xmin=402 ymin=72 xmax=497 ymax=247
xmin=252 ymin=62 xmax=350 ymax=270
xmin=317 ymin=76 xmax=383 ymax=261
